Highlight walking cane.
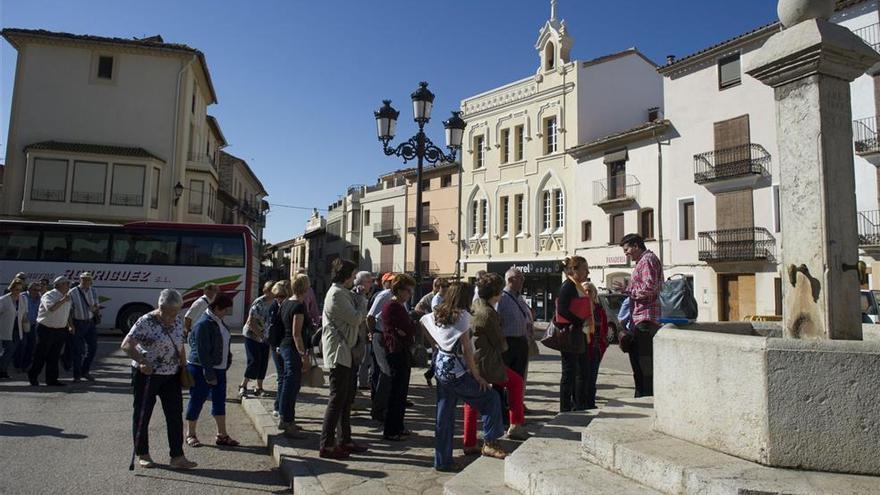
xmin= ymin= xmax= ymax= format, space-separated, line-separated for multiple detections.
xmin=129 ymin=373 xmax=152 ymax=471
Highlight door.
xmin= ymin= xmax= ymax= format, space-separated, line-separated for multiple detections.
xmin=608 ymin=162 xmax=627 ymax=199
xmin=719 ymin=274 xmax=756 ymax=321
xmin=381 ymin=205 xmax=394 ymax=232
xmin=716 ymin=189 xmax=755 ymax=258
xmin=380 ymin=244 xmax=394 ymax=273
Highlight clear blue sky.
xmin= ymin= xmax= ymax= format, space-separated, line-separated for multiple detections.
xmin=1 ymin=0 xmax=778 ymax=243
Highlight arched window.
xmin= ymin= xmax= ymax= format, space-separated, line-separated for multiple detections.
xmin=545 ymin=42 xmax=555 ymax=70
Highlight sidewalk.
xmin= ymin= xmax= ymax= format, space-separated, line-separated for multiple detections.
xmin=240 ymin=342 xmax=638 ymax=495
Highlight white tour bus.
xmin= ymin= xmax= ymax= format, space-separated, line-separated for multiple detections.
xmin=0 ymin=220 xmax=258 ymax=331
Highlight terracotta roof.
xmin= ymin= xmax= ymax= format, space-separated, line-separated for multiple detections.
xmin=582 ymin=47 xmax=659 ymax=68
xmin=659 ymin=0 xmax=871 ymax=74
xmin=1 ymin=28 xmax=218 ymax=103
xmin=567 ymin=120 xmax=671 ymax=160
xmin=24 ymin=140 xmax=165 ymax=162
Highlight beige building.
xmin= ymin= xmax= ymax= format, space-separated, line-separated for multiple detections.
xmin=458 ymin=6 xmax=662 ymax=320
xmin=404 ymin=162 xmax=460 ymax=279
xmin=217 ymin=150 xmax=268 ymax=243
xmin=0 ymin=28 xmax=245 ymax=226
xmin=359 ymin=169 xmax=410 ymax=275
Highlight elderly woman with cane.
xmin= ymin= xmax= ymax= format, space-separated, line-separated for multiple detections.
xmin=121 ymin=289 xmax=197 ymax=470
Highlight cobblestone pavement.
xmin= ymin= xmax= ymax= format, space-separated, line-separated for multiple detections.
xmin=248 ymin=343 xmax=638 ymax=495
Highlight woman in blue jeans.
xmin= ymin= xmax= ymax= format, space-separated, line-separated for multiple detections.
xmin=276 ymin=274 xmax=312 ymax=437
xmin=185 ymin=293 xmax=239 ymax=447
xmin=420 ymin=282 xmax=507 ymax=473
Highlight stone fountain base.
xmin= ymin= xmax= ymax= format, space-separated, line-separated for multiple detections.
xmin=654 ymin=325 xmax=880 ymax=476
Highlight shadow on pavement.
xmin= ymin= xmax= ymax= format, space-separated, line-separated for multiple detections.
xmin=0 ymin=421 xmax=88 ymax=439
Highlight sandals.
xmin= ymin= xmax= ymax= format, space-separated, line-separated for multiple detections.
xmin=215 ymin=434 xmax=240 ymax=446
xmin=254 ymin=388 xmax=265 ymax=397
xmin=186 ymin=435 xmax=203 ymax=447
xmin=238 ymin=386 xmax=248 ymax=399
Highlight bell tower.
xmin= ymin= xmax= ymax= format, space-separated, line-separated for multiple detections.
xmin=536 ymin=0 xmax=573 ymax=76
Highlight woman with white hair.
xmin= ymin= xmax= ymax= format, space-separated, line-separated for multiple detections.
xmin=120 ymin=289 xmax=197 ymax=470
xmin=0 ymin=279 xmax=29 ymax=379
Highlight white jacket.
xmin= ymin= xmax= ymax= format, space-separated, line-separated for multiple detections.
xmin=0 ymin=293 xmax=29 ymax=341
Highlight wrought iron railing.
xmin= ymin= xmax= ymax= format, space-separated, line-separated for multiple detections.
xmin=693 ymin=144 xmax=770 ymax=184
xmin=239 ymin=200 xmax=262 ymax=221
xmin=111 ymin=193 xmax=144 ymax=206
xmin=593 ymin=174 xmax=640 ymax=205
xmin=372 ymin=262 xmax=402 ymax=274
xmin=405 ymin=260 xmax=440 ymax=275
xmin=698 ymin=227 xmax=776 ymax=262
xmin=859 ymin=210 xmax=880 ymax=247
xmin=853 ymin=117 xmax=880 ymax=154
xmin=71 ymin=191 xmax=105 ymax=204
xmin=31 ymin=188 xmax=65 ymax=201
xmin=853 ymin=22 xmax=880 ymax=52
xmin=373 ymin=223 xmax=401 ymax=240
xmin=407 ymin=216 xmax=439 ymax=233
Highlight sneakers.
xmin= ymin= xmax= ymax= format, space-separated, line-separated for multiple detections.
xmin=340 ymin=442 xmax=368 ymax=454
xmin=238 ymin=386 xmax=248 ymax=399
xmin=506 ymin=424 xmax=531 ymax=441
xmin=462 ymin=445 xmax=481 ymax=456
xmin=319 ymin=446 xmax=350 ymax=459
xmin=169 ymin=456 xmax=197 ymax=470
xmin=279 ymin=421 xmax=304 ymax=438
xmin=137 ymin=455 xmax=156 ymax=469
xmin=481 ymin=440 xmax=508 ymax=459
xmin=271 ymin=410 xmax=280 ymax=418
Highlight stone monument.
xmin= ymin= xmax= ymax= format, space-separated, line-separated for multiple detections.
xmin=652 ymin=0 xmax=880 ymax=476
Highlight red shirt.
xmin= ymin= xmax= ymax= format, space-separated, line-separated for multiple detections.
xmin=627 ymin=250 xmax=663 ymax=325
xmin=380 ymin=300 xmax=417 ymax=354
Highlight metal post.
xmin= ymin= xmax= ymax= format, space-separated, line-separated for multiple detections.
xmin=414 ymin=124 xmax=425 ymax=300
xmin=455 ymin=161 xmax=463 ymax=279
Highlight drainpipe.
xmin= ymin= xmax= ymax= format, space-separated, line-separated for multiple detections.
xmin=655 ymin=129 xmax=665 ymax=266
xmin=169 ymin=56 xmax=196 ymax=221
xmin=456 ymin=161 xmax=463 ymax=278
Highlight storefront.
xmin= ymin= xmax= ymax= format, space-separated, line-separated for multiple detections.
xmin=487 ymin=260 xmax=562 ymax=322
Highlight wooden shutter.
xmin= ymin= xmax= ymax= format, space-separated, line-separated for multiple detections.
xmin=684 ymin=201 xmax=695 ymax=240
xmin=716 ymin=190 xmax=754 ymax=230
xmin=714 ymin=115 xmax=750 ymax=169
xmin=380 ymin=244 xmax=393 ymax=272
xmin=381 ymin=205 xmax=394 ymax=230
xmin=611 ymin=214 xmax=625 ymax=244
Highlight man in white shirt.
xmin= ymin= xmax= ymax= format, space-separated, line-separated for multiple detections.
xmin=184 ymin=284 xmax=218 ymax=337
xmin=28 ymin=276 xmax=73 ymax=386
xmin=69 ymin=272 xmax=100 ymax=382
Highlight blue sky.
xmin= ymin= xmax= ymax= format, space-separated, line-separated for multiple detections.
xmin=1 ymin=0 xmax=778 ymax=243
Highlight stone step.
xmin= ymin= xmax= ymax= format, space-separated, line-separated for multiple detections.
xmin=581 ymin=399 xmax=880 ymax=495
xmin=444 ymin=457 xmax=519 ymax=495
xmin=503 ymin=411 xmax=661 ymax=495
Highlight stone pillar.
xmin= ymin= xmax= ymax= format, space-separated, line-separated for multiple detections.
xmin=746 ymin=2 xmax=880 ymax=340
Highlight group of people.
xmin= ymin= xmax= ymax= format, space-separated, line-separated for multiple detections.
xmin=0 ymin=272 xmax=101 ymax=387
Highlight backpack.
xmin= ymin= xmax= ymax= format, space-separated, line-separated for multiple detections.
xmin=267 ymin=300 xmax=286 ymax=348
xmin=660 ymin=274 xmax=699 ymax=320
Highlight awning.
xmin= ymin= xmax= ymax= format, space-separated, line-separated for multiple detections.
xmin=603 ymin=148 xmax=628 ymax=164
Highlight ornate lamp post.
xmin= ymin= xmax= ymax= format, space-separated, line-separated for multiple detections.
xmin=375 ymin=82 xmax=466 ymax=296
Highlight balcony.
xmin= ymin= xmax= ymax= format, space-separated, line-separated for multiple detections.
xmin=239 ymin=200 xmax=262 ymax=222
xmin=698 ymin=227 xmax=776 ymax=263
xmin=372 ymin=262 xmax=402 ymax=274
xmin=694 ymin=144 xmax=771 ymax=192
xmin=405 ymin=260 xmax=440 ymax=276
xmin=593 ymin=174 xmax=639 ymax=210
xmin=373 ymin=223 xmax=401 ymax=243
xmin=853 ymin=117 xmax=880 ymax=156
xmin=853 ymin=22 xmax=880 ymax=52
xmin=859 ymin=210 xmax=880 ymax=252
xmin=407 ymin=216 xmax=439 ymax=234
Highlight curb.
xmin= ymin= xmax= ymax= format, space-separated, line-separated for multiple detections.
xmin=239 ymin=397 xmax=328 ymax=494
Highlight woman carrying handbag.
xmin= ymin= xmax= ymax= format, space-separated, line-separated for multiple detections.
xmin=555 ymin=256 xmax=595 ymax=412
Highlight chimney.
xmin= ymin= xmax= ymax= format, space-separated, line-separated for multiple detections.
xmin=666 ymin=54 xmax=676 ymax=65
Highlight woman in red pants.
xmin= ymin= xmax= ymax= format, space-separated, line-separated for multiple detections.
xmin=463 ymin=272 xmax=530 ymax=455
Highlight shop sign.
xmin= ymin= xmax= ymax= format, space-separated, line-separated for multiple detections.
xmin=487 ymin=260 xmax=560 ymax=276
xmin=606 ymin=255 xmax=630 ymax=267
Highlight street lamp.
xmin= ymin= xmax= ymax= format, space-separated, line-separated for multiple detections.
xmin=375 ymin=82 xmax=466 ymax=298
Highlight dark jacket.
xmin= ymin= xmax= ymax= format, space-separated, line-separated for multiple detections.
xmin=380 ymin=300 xmax=417 ymax=355
xmin=471 ymin=298 xmax=508 ymax=384
xmin=187 ymin=314 xmax=227 ymax=382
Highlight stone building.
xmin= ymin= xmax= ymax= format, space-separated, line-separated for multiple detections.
xmin=217 ymin=150 xmax=269 ymax=245
xmin=359 ymin=169 xmax=410 ymax=275
xmin=458 ymin=4 xmax=663 ymax=320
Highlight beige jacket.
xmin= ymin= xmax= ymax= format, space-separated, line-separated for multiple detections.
xmin=321 ymin=283 xmax=368 ymax=370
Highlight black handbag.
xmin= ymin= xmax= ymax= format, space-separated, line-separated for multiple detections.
xmin=540 ymin=320 xmax=586 ymax=354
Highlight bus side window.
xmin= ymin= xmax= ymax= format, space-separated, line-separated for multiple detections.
xmin=180 ymin=235 xmax=243 ymax=267
xmin=40 ymin=231 xmax=70 ymax=261
xmin=70 ymin=232 xmax=110 ymax=262
xmin=1 ymin=229 xmax=39 ymax=260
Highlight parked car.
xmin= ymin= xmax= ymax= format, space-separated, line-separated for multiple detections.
xmin=862 ymin=290 xmax=879 ymax=324
xmin=598 ymin=292 xmax=627 ymax=344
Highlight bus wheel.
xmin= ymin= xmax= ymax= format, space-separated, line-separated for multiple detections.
xmin=117 ymin=304 xmax=152 ymax=333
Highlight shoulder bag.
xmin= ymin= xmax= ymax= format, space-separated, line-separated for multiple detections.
xmin=160 ymin=324 xmax=195 ymax=389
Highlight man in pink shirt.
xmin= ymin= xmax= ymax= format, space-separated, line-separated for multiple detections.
xmin=615 ymin=233 xmax=663 ymax=396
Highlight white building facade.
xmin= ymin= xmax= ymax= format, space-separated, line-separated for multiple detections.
xmin=459 ymin=6 xmax=663 ymax=320
xmin=359 ymin=170 xmax=409 ymax=275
